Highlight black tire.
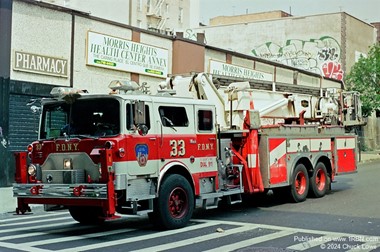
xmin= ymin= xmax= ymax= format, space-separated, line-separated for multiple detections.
xmin=290 ymin=163 xmax=309 ymax=203
xmin=152 ymin=174 xmax=194 ymax=230
xmin=309 ymin=162 xmax=329 ymax=198
xmin=68 ymin=206 xmax=105 ymax=224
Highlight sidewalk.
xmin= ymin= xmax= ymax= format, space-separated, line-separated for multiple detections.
xmin=0 ymin=187 xmax=16 ymax=216
xmin=359 ymin=150 xmax=380 ymax=163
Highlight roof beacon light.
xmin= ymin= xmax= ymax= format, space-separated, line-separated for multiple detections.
xmin=50 ymin=87 xmax=84 ymax=97
xmin=50 ymin=87 xmax=84 ymax=103
xmin=109 ymin=80 xmax=140 ymax=93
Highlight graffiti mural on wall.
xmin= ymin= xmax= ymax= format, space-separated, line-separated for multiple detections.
xmin=251 ymin=36 xmax=343 ymax=80
xmin=184 ymin=29 xmax=198 ymax=41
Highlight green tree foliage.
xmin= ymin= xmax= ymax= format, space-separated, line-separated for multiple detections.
xmin=345 ymin=43 xmax=380 ymax=117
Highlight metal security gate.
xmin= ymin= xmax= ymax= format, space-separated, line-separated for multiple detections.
xmin=8 ymin=93 xmax=41 ymax=152
xmin=8 ymin=81 xmax=56 ymax=153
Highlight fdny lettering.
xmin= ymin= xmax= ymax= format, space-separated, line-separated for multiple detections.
xmin=197 ymin=143 xmax=214 ymax=151
xmin=56 ymin=143 xmax=79 ymax=152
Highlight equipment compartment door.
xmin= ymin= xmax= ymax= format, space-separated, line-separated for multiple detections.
xmin=335 ymin=136 xmax=357 ymax=173
xmin=268 ymin=138 xmax=288 ymax=185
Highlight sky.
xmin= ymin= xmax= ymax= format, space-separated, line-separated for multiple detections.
xmin=200 ymin=0 xmax=380 ymax=25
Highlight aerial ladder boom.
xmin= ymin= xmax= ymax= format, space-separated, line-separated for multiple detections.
xmin=166 ymin=73 xmax=364 ymax=130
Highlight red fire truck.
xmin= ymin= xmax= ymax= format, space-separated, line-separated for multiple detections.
xmin=13 ymin=73 xmax=363 ymax=229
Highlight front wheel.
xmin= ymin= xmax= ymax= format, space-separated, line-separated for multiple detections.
xmin=152 ymin=174 xmax=194 ymax=230
xmin=309 ymin=162 xmax=329 ymax=198
xmin=290 ymin=163 xmax=309 ymax=203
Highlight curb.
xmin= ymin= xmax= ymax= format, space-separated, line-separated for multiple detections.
xmin=359 ymin=151 xmax=380 ymax=163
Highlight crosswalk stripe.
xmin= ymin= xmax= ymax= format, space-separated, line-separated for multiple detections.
xmin=0 ymin=216 xmax=72 ymax=227
xmin=198 ymin=220 xmax=380 ymax=252
xmin=203 ymin=230 xmax=298 ymax=252
xmin=287 ymin=234 xmax=342 ymax=251
xmin=129 ymin=224 xmax=261 ymax=252
xmin=0 ymin=215 xmax=379 ymax=252
xmin=0 ymin=211 xmax=69 ymax=224
xmin=0 ymin=224 xmax=96 ymax=241
xmin=0 ymin=241 xmax=52 ymax=252
xmin=346 ymin=241 xmax=380 ymax=252
xmin=0 ymin=220 xmax=77 ymax=234
xmin=56 ymin=221 xmax=218 ymax=252
xmin=203 ymin=219 xmax=380 ymax=242
xmin=20 ymin=227 xmax=136 ymax=246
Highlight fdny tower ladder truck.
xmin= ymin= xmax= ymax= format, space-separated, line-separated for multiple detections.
xmin=13 ymin=72 xmax=363 ymax=229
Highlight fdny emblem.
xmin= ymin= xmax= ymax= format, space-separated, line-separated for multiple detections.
xmin=135 ymin=144 xmax=149 ymax=167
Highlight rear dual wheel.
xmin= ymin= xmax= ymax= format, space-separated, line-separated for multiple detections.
xmin=290 ymin=163 xmax=309 ymax=203
xmin=309 ymin=162 xmax=329 ymax=198
xmin=290 ymin=162 xmax=330 ymax=202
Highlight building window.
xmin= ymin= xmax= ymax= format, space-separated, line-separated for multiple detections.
xmin=147 ymin=0 xmax=151 ymax=13
xmin=137 ymin=0 xmax=143 ymax=11
xmin=158 ymin=4 xmax=162 ymax=16
xmin=179 ymin=7 xmax=183 ymax=23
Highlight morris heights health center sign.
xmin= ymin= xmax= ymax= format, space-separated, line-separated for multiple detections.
xmin=209 ymin=60 xmax=273 ymax=82
xmin=87 ymin=31 xmax=168 ymax=78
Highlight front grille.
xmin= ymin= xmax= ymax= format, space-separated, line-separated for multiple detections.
xmin=41 ymin=169 xmax=85 ymax=184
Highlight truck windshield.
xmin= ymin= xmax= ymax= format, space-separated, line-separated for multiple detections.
xmin=40 ymin=98 xmax=120 ymax=139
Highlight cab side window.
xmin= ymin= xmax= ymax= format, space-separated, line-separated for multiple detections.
xmin=158 ymin=106 xmax=189 ymax=127
xmin=198 ymin=109 xmax=213 ymax=131
xmin=126 ymin=104 xmax=151 ymax=130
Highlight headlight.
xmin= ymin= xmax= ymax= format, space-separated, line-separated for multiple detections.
xmin=63 ymin=158 xmax=72 ymax=169
xmin=27 ymin=164 xmax=37 ymax=176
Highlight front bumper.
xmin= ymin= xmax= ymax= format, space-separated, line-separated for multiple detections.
xmin=13 ymin=183 xmax=108 ymax=199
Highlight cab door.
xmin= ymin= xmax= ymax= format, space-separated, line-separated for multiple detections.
xmin=156 ymin=103 xmax=219 ymax=195
xmin=195 ymin=106 xmax=219 ymax=194
xmin=156 ymin=104 xmax=195 ymax=164
xmin=126 ymin=101 xmax=159 ymax=176
xmin=195 ymin=107 xmax=218 ymax=172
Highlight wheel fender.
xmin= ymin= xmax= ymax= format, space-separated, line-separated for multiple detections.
xmin=157 ymin=161 xmax=195 ymax=195
xmin=288 ymin=156 xmax=312 ymax=184
xmin=313 ymin=156 xmax=333 ymax=177
xmin=310 ymin=153 xmax=330 ymax=169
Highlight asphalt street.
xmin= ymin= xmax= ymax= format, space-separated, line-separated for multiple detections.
xmin=0 ymin=154 xmax=379 ymax=251
xmin=194 ymin=158 xmax=380 ymax=237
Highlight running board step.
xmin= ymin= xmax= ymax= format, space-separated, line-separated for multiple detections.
xmin=201 ymin=197 xmax=219 ymax=210
xmin=226 ymin=193 xmax=242 ymax=205
xmin=196 ymin=188 xmax=243 ymax=209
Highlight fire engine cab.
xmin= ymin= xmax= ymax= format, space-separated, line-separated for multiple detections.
xmin=13 ymin=72 xmax=362 ymax=229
